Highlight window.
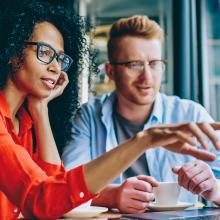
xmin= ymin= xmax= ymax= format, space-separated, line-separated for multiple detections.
xmin=76 ymin=0 xmax=173 ymax=101
xmin=200 ymin=0 xmax=220 ymax=120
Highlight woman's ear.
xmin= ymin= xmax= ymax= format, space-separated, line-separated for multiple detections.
xmin=7 ymin=55 xmax=22 ymax=77
xmin=8 ymin=56 xmax=19 ymax=65
xmin=8 ymin=55 xmax=21 ymax=72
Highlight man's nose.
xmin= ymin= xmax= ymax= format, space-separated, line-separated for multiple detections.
xmin=139 ymin=63 xmax=153 ymax=81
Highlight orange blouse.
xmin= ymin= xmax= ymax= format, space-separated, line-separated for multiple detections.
xmin=0 ymin=92 xmax=94 ymax=219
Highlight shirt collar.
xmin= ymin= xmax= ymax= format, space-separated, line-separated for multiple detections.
xmin=0 ymin=91 xmax=32 ymax=131
xmin=102 ymin=92 xmax=116 ymax=114
xmin=148 ymin=92 xmax=163 ymax=124
xmin=101 ymin=92 xmax=116 ymax=126
xmin=101 ymin=91 xmax=163 ymax=125
xmin=0 ymin=91 xmax=12 ymax=119
xmin=17 ymin=107 xmax=33 ymax=131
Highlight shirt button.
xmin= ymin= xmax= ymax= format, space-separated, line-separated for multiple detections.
xmin=14 ymin=208 xmax=18 ymax=213
xmin=79 ymin=192 xmax=84 ymax=198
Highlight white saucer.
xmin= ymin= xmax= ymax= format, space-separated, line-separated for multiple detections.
xmin=148 ymin=202 xmax=194 ymax=211
xmin=63 ymin=206 xmax=108 ymax=218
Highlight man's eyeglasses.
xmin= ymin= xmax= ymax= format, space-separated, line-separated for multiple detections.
xmin=110 ymin=60 xmax=166 ymax=73
xmin=24 ymin=42 xmax=73 ymax=72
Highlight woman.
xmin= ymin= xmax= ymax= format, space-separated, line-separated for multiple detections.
xmin=0 ymin=1 xmax=219 ymax=219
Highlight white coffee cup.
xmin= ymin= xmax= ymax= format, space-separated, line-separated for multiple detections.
xmin=74 ymin=199 xmax=92 ymax=210
xmin=153 ymin=182 xmax=180 ymax=205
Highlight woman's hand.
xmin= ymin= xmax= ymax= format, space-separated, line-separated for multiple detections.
xmin=27 ymin=71 xmax=69 ymax=119
xmin=138 ymin=122 xmax=220 ymax=161
xmin=43 ymin=71 xmax=69 ymax=104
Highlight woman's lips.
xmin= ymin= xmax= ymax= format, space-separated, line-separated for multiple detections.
xmin=41 ymin=78 xmax=56 ymax=89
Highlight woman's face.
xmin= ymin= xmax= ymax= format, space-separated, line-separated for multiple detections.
xmin=11 ymin=21 xmax=65 ymax=98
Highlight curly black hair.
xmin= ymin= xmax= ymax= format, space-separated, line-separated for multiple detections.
xmin=0 ymin=0 xmax=96 ymax=154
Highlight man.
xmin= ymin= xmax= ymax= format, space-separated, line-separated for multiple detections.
xmin=62 ymin=15 xmax=220 ymax=213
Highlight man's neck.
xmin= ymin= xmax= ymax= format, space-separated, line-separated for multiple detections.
xmin=115 ymin=97 xmax=154 ymax=125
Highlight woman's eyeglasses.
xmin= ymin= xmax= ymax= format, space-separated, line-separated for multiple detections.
xmin=24 ymin=41 xmax=73 ymax=72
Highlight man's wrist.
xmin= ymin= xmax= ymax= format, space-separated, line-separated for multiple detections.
xmin=212 ymin=181 xmax=220 ymax=206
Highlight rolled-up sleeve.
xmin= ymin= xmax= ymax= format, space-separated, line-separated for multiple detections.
xmin=35 ymin=159 xmax=65 ymax=176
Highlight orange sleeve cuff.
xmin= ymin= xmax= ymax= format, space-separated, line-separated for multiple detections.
xmin=67 ymin=165 xmax=97 ymax=207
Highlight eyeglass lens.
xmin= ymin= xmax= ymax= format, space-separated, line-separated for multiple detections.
xmin=37 ymin=44 xmax=72 ymax=71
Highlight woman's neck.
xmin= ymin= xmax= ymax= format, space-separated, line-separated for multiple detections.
xmin=3 ymin=79 xmax=26 ymax=119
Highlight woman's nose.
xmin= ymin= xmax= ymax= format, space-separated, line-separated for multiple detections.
xmin=47 ymin=58 xmax=61 ymax=74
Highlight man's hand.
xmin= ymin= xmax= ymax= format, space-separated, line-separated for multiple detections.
xmin=172 ymin=160 xmax=220 ymax=205
xmin=115 ymin=175 xmax=158 ymax=213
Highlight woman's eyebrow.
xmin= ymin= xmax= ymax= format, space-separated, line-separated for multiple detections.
xmin=58 ymin=49 xmax=64 ymax=53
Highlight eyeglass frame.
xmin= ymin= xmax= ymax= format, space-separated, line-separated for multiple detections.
xmin=24 ymin=41 xmax=73 ymax=72
xmin=110 ymin=59 xmax=166 ymax=73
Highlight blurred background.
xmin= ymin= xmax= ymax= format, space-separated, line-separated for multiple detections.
xmin=5 ymin=0 xmax=220 ymax=121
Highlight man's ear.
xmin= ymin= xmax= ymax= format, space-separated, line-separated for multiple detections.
xmin=105 ymin=63 xmax=115 ymax=81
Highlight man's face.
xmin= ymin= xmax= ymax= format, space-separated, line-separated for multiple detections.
xmin=107 ymin=36 xmax=164 ymax=107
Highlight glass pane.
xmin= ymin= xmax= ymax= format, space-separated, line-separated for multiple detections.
xmin=79 ymin=0 xmax=173 ymax=99
xmin=202 ymin=0 xmax=220 ymax=120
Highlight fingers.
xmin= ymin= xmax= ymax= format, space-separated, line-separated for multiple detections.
xmin=172 ymin=166 xmax=181 ymax=174
xmin=117 ymin=176 xmax=154 ymax=213
xmin=133 ymin=178 xmax=153 ymax=192
xmin=157 ymin=122 xmax=220 ymax=154
xmin=177 ymin=161 xmax=201 ymax=190
xmin=183 ymin=123 xmax=208 ymax=149
xmin=54 ymin=71 xmax=69 ymax=93
xmin=174 ymin=160 xmax=220 ymax=202
xmin=131 ymin=177 xmax=156 ymax=202
xmin=180 ymin=144 xmax=216 ymax=161
xmin=210 ymin=122 xmax=220 ymax=130
xmin=172 ymin=131 xmax=197 ymax=146
xmin=127 ymin=199 xmax=150 ymax=211
xmin=130 ymin=177 xmax=157 ymax=202
xmin=190 ymin=149 xmax=216 ymax=162
xmin=181 ymin=122 xmax=220 ymax=151
xmin=117 ymin=176 xmax=157 ymax=213
xmin=174 ymin=160 xmax=215 ymax=197
xmin=194 ymin=179 xmax=215 ymax=196
xmin=189 ymin=171 xmax=211 ymax=193
xmin=165 ymin=142 xmax=216 ymax=161
xmin=137 ymin=175 xmax=159 ymax=187
xmin=198 ymin=123 xmax=220 ymax=150
xmin=130 ymin=190 xmax=155 ymax=203
xmin=58 ymin=71 xmax=69 ymax=85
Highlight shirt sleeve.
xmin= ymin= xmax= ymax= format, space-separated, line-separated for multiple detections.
xmin=35 ymin=158 xmax=65 ymax=176
xmin=0 ymin=116 xmax=95 ymax=219
xmin=62 ymin=107 xmax=92 ymax=170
